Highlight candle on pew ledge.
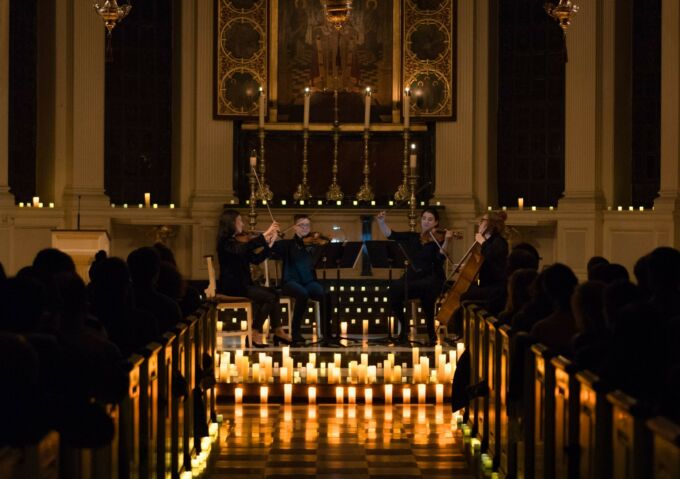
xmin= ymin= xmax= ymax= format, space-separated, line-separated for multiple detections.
xmin=364 ymin=387 xmax=373 ymax=405
xmin=436 ymin=384 xmax=444 ymax=404
xmin=385 ymin=384 xmax=393 ymax=404
xmin=336 ymin=386 xmax=344 ymax=404
xmin=234 ymin=387 xmax=243 ymax=404
xmin=144 ymin=192 xmax=151 ymax=208
xmin=418 ymin=384 xmax=426 ymax=404
xmin=412 ymin=347 xmax=419 ymax=369
xmin=402 ymin=386 xmax=411 ymax=404
xmin=260 ymin=386 xmax=268 ymax=403
xmin=348 ymin=386 xmax=356 ymax=404
xmin=284 ymin=383 xmax=292 ymax=404
xmin=308 ymin=386 xmax=316 ymax=404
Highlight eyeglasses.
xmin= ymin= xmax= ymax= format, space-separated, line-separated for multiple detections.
xmin=296 ymin=222 xmax=311 ymax=228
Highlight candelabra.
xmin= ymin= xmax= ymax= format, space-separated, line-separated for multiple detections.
xmin=544 ymin=0 xmax=579 ymax=35
xmin=294 ymin=130 xmax=312 ymax=201
xmin=395 ymin=129 xmax=410 ymax=201
xmin=326 ymin=90 xmax=344 ymax=201
xmin=408 ymin=168 xmax=418 ymax=232
xmin=356 ymin=129 xmax=374 ymax=201
xmin=248 ymin=161 xmax=258 ymax=232
xmin=256 ymin=128 xmax=273 ymax=202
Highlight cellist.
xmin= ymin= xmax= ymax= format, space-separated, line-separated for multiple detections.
xmin=376 ymin=207 xmax=454 ymax=346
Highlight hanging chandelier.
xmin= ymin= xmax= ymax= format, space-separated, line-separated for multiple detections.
xmin=544 ymin=0 xmax=579 ymax=35
xmin=93 ymin=0 xmax=132 ymax=36
xmin=323 ymin=0 xmax=353 ymax=31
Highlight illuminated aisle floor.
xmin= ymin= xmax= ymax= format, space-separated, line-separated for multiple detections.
xmin=207 ymin=404 xmax=472 ymax=479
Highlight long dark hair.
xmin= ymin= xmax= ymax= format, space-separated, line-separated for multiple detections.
xmin=420 ymin=207 xmax=440 ymax=223
xmin=217 ymin=209 xmax=241 ymax=243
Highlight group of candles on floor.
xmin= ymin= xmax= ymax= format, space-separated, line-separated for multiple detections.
xmin=216 ymin=343 xmax=465 ymax=405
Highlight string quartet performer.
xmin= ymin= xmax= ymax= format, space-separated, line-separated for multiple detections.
xmin=216 ymin=209 xmax=292 ymax=347
xmin=376 ymin=207 xmax=455 ymax=346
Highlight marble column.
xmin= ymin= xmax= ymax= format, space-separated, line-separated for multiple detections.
xmin=36 ymin=0 xmax=109 ymax=227
xmin=0 ymin=0 xmax=13 ymax=207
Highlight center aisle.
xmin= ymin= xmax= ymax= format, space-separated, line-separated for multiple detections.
xmin=205 ymin=404 xmax=472 ymax=479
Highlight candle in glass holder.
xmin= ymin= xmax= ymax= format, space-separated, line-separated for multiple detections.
xmin=303 ymin=87 xmax=310 ymax=129
xmin=364 ymin=87 xmax=371 ymax=129
xmin=418 ymin=384 xmax=426 ymax=404
xmin=348 ymin=386 xmax=356 ymax=404
xmin=336 ymin=386 xmax=344 ymax=404
xmin=402 ymin=386 xmax=411 ymax=404
xmin=234 ymin=387 xmax=243 ymax=404
xmin=308 ymin=386 xmax=316 ymax=404
xmin=385 ymin=384 xmax=393 ymax=404
xmin=364 ymin=387 xmax=373 ymax=405
xmin=284 ymin=383 xmax=292 ymax=403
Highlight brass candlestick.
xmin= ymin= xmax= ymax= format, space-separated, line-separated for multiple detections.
xmin=248 ymin=162 xmax=258 ymax=232
xmin=356 ymin=129 xmax=374 ymax=201
xmin=326 ymin=90 xmax=344 ymax=201
xmin=256 ymin=128 xmax=273 ymax=201
xmin=294 ymin=130 xmax=312 ymax=201
xmin=395 ymin=129 xmax=410 ymax=201
xmin=408 ymin=168 xmax=418 ymax=232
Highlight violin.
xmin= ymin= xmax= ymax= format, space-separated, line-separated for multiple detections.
xmin=234 ymin=229 xmax=284 ymax=243
xmin=420 ymin=228 xmax=463 ymax=245
xmin=302 ymin=232 xmax=330 ymax=246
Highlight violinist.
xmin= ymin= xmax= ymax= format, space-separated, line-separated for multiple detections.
xmin=216 ymin=209 xmax=292 ymax=347
xmin=271 ymin=214 xmax=332 ymax=346
xmin=376 ymin=207 xmax=455 ymax=346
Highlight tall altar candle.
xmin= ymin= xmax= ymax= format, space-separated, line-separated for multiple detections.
xmin=364 ymin=87 xmax=371 ymax=129
xmin=303 ymin=87 xmax=310 ymax=129
xmin=403 ymin=87 xmax=411 ymax=129
xmin=258 ymin=87 xmax=265 ymax=128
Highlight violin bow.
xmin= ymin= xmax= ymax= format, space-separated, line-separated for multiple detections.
xmin=427 ymin=229 xmax=458 ymax=268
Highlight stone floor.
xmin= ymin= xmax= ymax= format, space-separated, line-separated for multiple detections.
xmin=206 ymin=404 xmax=472 ymax=479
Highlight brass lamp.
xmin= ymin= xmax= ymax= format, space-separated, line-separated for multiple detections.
xmin=94 ymin=0 xmax=132 ymax=36
xmin=323 ymin=0 xmax=353 ymax=30
xmin=544 ymin=0 xmax=579 ymax=35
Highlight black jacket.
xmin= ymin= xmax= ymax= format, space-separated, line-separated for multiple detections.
xmin=388 ymin=231 xmax=445 ymax=282
xmin=478 ymin=233 xmax=508 ymax=288
xmin=271 ymin=236 xmax=321 ymax=285
xmin=217 ymin=234 xmax=270 ymax=296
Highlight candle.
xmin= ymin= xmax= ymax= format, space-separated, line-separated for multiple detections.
xmin=418 ymin=384 xmax=426 ymax=403
xmin=249 ymin=154 xmax=257 ymax=171
xmin=409 ymin=153 xmax=417 ymax=170
xmin=367 ymin=365 xmax=377 ymax=384
xmin=308 ymin=352 xmax=316 ymax=368
xmin=362 ymin=319 xmax=369 ymax=336
xmin=280 ymin=366 xmax=288 ymax=383
xmin=234 ymin=387 xmax=243 ymax=404
xmin=413 ymin=364 xmax=422 ymax=383
xmin=364 ymin=87 xmax=371 ymax=129
xmin=361 ymin=353 xmax=368 ymax=367
xmin=32 ymin=196 xmax=39 ymax=207
xmin=385 ymin=384 xmax=393 ymax=404
xmin=348 ymin=386 xmax=356 ymax=404
xmin=144 ymin=192 xmax=151 ymax=208
xmin=457 ymin=343 xmax=464 ymax=359
xmin=49 ymin=202 xmax=54 ymax=208
xmin=336 ymin=386 xmax=344 ymax=404
xmin=308 ymin=386 xmax=316 ymax=404
xmin=334 ymin=353 xmax=341 ymax=369
xmin=258 ymin=87 xmax=265 ymax=128
xmin=364 ymin=387 xmax=373 ymax=405
xmin=402 ymin=386 xmax=411 ymax=404
xmin=260 ymin=386 xmax=268 ymax=403
xmin=284 ymin=383 xmax=292 ymax=403
xmin=403 ymin=87 xmax=410 ymax=129
xmin=393 ymin=365 xmax=402 ymax=384
xmin=435 ymin=345 xmax=442 ymax=367
xmin=358 ymin=364 xmax=367 ymax=384
xmin=303 ymin=87 xmax=310 ymax=129
xmin=412 ymin=347 xmax=419 ymax=368
xmin=517 ymin=197 xmax=524 ymax=209
xmin=436 ymin=384 xmax=444 ymax=404
xmin=420 ymin=357 xmax=429 ymax=383
xmin=340 ymin=322 xmax=347 ymax=336
xmin=252 ymin=364 xmax=260 ymax=383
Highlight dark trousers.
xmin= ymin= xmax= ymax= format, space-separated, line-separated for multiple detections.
xmin=245 ymin=285 xmax=281 ymax=332
xmin=282 ymin=280 xmax=331 ymax=339
xmin=389 ymin=276 xmax=441 ymax=340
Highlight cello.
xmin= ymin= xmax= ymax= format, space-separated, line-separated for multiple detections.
xmin=434 ymin=240 xmax=484 ymax=326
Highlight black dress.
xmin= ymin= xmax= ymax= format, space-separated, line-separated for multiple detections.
xmin=461 ymin=232 xmax=509 ymax=315
xmin=387 ymin=231 xmax=446 ymax=341
xmin=217 ymin=234 xmax=282 ymax=331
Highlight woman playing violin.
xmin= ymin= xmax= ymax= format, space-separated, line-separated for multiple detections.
xmin=216 ymin=209 xmax=292 ymax=347
xmin=271 ymin=214 xmax=332 ymax=346
xmin=376 ymin=207 xmax=455 ymax=346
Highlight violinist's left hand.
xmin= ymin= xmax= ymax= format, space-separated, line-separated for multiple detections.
xmin=444 ymin=229 xmax=455 ymax=241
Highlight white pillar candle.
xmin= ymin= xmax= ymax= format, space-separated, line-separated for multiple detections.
xmin=435 ymin=345 xmax=442 ymax=366
xmin=418 ymin=384 xmax=426 ymax=404
xmin=282 ymin=346 xmax=290 ymax=363
xmin=234 ymin=387 xmax=243 ymax=404
xmin=284 ymin=383 xmax=292 ymax=403
xmin=308 ymin=352 xmax=316 ymax=368
xmin=252 ymin=364 xmax=260 ymax=383
xmin=445 ymin=363 xmax=453 ymax=382
xmin=144 ymin=192 xmax=151 ymax=208
xmin=402 ymin=386 xmax=411 ymax=404
xmin=412 ymin=347 xmax=419 ymax=368
xmin=413 ymin=364 xmax=422 ymax=384
xmin=420 ymin=357 xmax=429 ymax=382
xmin=393 ymin=365 xmax=402 ymax=384
xmin=361 ymin=353 xmax=368 ymax=367
xmin=362 ymin=319 xmax=369 ymax=336
xmin=348 ymin=386 xmax=356 ymax=404
xmin=303 ymin=87 xmax=310 ymax=129
xmin=384 ymin=360 xmax=392 ymax=384
xmin=308 ymin=386 xmax=316 ymax=404
xmin=334 ymin=353 xmax=341 ymax=368
xmin=349 ymin=361 xmax=358 ymax=380
xmin=385 ymin=384 xmax=393 ymax=404
xmin=517 ymin=197 xmax=524 ymax=209
xmin=364 ymin=387 xmax=373 ymax=405
xmin=457 ymin=343 xmax=464 ymax=359
xmin=32 ymin=196 xmax=40 ymax=207
xmin=260 ymin=386 xmax=268 ymax=403
xmin=336 ymin=386 xmax=344 ymax=404
xmin=280 ymin=366 xmax=288 ymax=383
xmin=340 ymin=322 xmax=348 ymax=336
xmin=449 ymin=350 xmax=457 ymax=368
xmin=388 ymin=353 xmax=395 ymax=366
xmin=258 ymin=87 xmax=265 ymax=128
xmin=367 ymin=365 xmax=377 ymax=384
xmin=364 ymin=87 xmax=371 ymax=129
xmin=436 ymin=383 xmax=444 ymax=404
xmin=403 ymin=87 xmax=410 ymax=129
xmin=358 ymin=364 xmax=367 ymax=384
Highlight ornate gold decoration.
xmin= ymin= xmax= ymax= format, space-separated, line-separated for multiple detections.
xmin=326 ymin=90 xmax=344 ymax=201
xmin=93 ymin=0 xmax=131 ymax=36
xmin=356 ymin=129 xmax=374 ymax=202
xmin=248 ymin=151 xmax=258 ymax=232
xmin=394 ymin=126 xmax=411 ymax=201
xmin=256 ymin=128 xmax=273 ymax=202
xmin=323 ymin=0 xmax=353 ymax=30
xmin=408 ymin=166 xmax=418 ymax=232
xmin=544 ymin=1 xmax=579 ymax=35
xmin=294 ymin=130 xmax=312 ymax=201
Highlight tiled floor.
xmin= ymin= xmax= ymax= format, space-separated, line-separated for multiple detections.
xmin=207 ymin=404 xmax=472 ymax=478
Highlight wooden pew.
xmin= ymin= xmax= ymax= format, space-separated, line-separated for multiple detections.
xmin=181 ymin=317 xmax=197 ymax=472
xmin=0 ymin=431 xmax=60 ymax=479
xmin=551 ymin=355 xmax=580 ymax=479
xmin=119 ymin=354 xmax=144 ymax=479
xmin=464 ymin=303 xmax=481 ymax=431
xmin=576 ymin=370 xmax=612 ymax=479
xmin=139 ymin=342 xmax=161 ymax=479
xmin=515 ymin=332 xmax=536 ymax=479
xmin=498 ymin=324 xmax=516 ymax=478
xmin=607 ymin=390 xmax=652 ymax=479
xmin=171 ymin=322 xmax=188 ymax=477
xmin=157 ymin=332 xmax=175 ymax=479
xmin=486 ymin=316 xmax=501 ymax=467
xmin=475 ymin=309 xmax=490 ymax=448
xmin=646 ymin=416 xmax=680 ymax=479
xmin=531 ymin=343 xmax=556 ymax=479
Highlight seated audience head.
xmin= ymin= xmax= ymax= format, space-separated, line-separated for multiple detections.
xmin=541 ymin=263 xmax=578 ymax=311
xmin=157 ymin=260 xmax=185 ymax=301
xmin=56 ymin=273 xmax=89 ymax=331
xmin=633 ymin=254 xmax=652 ymax=298
xmin=603 ymin=280 xmax=644 ymax=332
xmin=507 ymin=247 xmax=540 ymax=274
xmin=127 ymin=246 xmax=161 ymax=287
xmin=590 ymin=262 xmax=629 ymax=284
xmin=505 ymin=268 xmax=538 ymax=313
xmin=88 ymin=250 xmax=108 ymax=283
xmin=571 ymin=281 xmax=606 ymax=334
xmin=153 ymin=242 xmax=177 ymax=267
xmin=587 ymin=256 xmax=609 ymax=280
xmin=90 ymin=257 xmax=132 ymax=306
xmin=0 ymin=276 xmax=47 ymax=333
xmin=647 ymin=246 xmax=680 ymax=295
xmin=32 ymin=248 xmax=76 ymax=283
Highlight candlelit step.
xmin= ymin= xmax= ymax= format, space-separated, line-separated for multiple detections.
xmin=207 ymin=404 xmax=472 ymax=479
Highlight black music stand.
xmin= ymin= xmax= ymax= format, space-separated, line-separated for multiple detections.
xmin=315 ymin=241 xmax=363 ymax=345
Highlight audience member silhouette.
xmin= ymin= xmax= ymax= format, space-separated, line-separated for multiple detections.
xmin=590 ymin=262 xmax=629 ymax=285
xmin=498 ymin=268 xmax=538 ymax=327
xmin=153 ymin=243 xmax=202 ymax=317
xmin=587 ymin=255 xmax=609 ymax=280
xmin=511 ymin=269 xmax=553 ymax=333
xmin=570 ymin=281 xmax=609 ymax=373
